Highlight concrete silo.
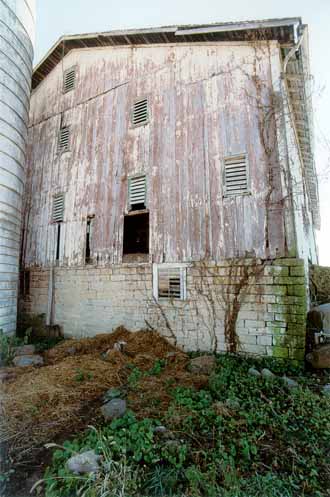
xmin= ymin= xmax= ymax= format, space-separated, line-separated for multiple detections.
xmin=0 ymin=0 xmax=35 ymax=333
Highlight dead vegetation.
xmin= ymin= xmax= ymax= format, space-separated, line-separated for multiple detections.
xmin=1 ymin=327 xmax=207 ymax=468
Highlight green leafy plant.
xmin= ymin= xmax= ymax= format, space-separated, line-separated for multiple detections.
xmin=36 ymin=429 xmax=141 ymax=497
xmin=0 ymin=329 xmax=21 ymax=365
xmin=43 ymin=354 xmax=330 ymax=497
xmin=74 ymin=369 xmax=93 ymax=382
xmin=127 ymin=366 xmax=144 ymax=388
xmin=147 ymin=359 xmax=166 ymax=376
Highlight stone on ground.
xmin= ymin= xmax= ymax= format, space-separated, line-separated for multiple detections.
xmin=282 ymin=376 xmax=298 ymax=389
xmin=248 ymin=367 xmax=261 ymax=377
xmin=14 ymin=345 xmax=36 ymax=356
xmin=12 ymin=355 xmax=44 ymax=367
xmin=189 ymin=355 xmax=216 ymax=374
xmin=113 ymin=341 xmax=127 ymax=352
xmin=153 ymin=425 xmax=175 ymax=439
xmin=102 ymin=387 xmax=122 ymax=402
xmin=101 ymin=398 xmax=126 ymax=420
xmin=67 ymin=450 xmax=100 ymax=474
xmin=261 ymin=368 xmax=275 ymax=379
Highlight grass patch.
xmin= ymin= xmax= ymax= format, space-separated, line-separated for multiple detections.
xmin=41 ymin=354 xmax=330 ymax=497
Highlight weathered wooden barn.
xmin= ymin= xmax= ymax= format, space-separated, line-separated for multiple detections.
xmin=21 ymin=18 xmax=319 ymax=359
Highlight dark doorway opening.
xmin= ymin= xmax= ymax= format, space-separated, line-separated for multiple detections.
xmin=85 ymin=216 xmax=94 ymax=264
xmin=56 ymin=224 xmax=61 ymax=261
xmin=123 ymin=212 xmax=149 ymax=262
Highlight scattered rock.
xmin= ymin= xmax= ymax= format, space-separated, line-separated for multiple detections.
xmin=261 ymin=368 xmax=275 ymax=379
xmin=102 ymin=387 xmax=122 ymax=403
xmin=101 ymin=398 xmax=126 ymax=420
xmin=12 ymin=355 xmax=44 ymax=367
xmin=154 ymin=425 xmax=168 ymax=434
xmin=248 ymin=367 xmax=261 ymax=377
xmin=14 ymin=344 xmax=36 ymax=356
xmin=189 ymin=355 xmax=216 ymax=375
xmin=67 ymin=450 xmax=100 ymax=474
xmin=153 ymin=425 xmax=175 ymax=439
xmin=323 ymin=384 xmax=330 ymax=395
xmin=306 ymin=344 xmax=330 ymax=368
xmin=282 ymin=376 xmax=298 ymax=389
xmin=113 ymin=341 xmax=127 ymax=352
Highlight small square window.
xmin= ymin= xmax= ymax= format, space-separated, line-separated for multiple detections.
xmin=223 ymin=154 xmax=249 ymax=196
xmin=58 ymin=126 xmax=70 ymax=153
xmin=153 ymin=264 xmax=187 ymax=301
xmin=63 ymin=67 xmax=76 ymax=93
xmin=131 ymin=98 xmax=149 ymax=126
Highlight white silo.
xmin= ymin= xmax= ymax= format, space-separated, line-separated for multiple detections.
xmin=0 ymin=0 xmax=35 ymax=334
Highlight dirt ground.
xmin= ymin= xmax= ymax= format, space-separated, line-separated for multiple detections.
xmin=1 ymin=327 xmax=208 ymax=496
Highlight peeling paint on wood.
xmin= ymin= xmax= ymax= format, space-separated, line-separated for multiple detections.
xmin=23 ymin=42 xmax=306 ymax=268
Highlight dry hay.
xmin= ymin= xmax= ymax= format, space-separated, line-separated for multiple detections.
xmin=1 ymin=327 xmax=206 ymax=467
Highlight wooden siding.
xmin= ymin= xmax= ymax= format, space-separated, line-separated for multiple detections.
xmin=23 ymin=42 xmax=294 ymax=267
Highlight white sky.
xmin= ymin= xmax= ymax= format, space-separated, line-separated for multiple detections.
xmin=35 ymin=0 xmax=330 ymax=265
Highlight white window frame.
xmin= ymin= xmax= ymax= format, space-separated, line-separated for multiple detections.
xmin=153 ymin=263 xmax=187 ymax=301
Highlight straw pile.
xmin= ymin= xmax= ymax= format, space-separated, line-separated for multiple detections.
xmin=1 ymin=328 xmax=207 ymax=467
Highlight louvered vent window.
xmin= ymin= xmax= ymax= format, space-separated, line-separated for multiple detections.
xmin=63 ymin=67 xmax=76 ymax=93
xmin=224 ymin=154 xmax=249 ymax=196
xmin=154 ymin=265 xmax=186 ymax=301
xmin=128 ymin=175 xmax=146 ymax=211
xmin=58 ymin=126 xmax=70 ymax=153
xmin=52 ymin=193 xmax=65 ymax=223
xmin=132 ymin=98 xmax=149 ymax=126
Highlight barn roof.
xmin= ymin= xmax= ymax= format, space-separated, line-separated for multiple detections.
xmin=32 ymin=17 xmax=303 ymax=89
xmin=32 ymin=17 xmax=319 ymax=228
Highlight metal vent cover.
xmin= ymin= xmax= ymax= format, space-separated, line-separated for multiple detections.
xmin=224 ymin=154 xmax=249 ymax=196
xmin=63 ymin=67 xmax=76 ymax=93
xmin=128 ymin=175 xmax=146 ymax=209
xmin=52 ymin=193 xmax=65 ymax=222
xmin=132 ymin=98 xmax=149 ymax=126
xmin=58 ymin=126 xmax=70 ymax=152
xmin=157 ymin=266 xmax=184 ymax=300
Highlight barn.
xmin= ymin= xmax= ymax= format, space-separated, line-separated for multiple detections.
xmin=21 ymin=18 xmax=319 ymax=359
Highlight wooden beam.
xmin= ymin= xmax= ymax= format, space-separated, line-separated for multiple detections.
xmin=175 ymin=18 xmax=301 ymax=36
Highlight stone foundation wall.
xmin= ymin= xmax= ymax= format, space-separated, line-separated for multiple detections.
xmin=21 ymin=258 xmax=307 ymax=360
